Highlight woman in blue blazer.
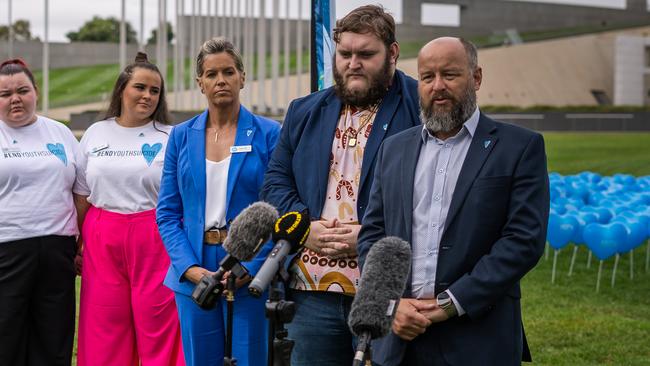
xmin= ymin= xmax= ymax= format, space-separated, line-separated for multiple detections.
xmin=156 ymin=38 xmax=280 ymax=366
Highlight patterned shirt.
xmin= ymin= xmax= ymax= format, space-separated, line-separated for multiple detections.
xmin=288 ymin=105 xmax=377 ymax=294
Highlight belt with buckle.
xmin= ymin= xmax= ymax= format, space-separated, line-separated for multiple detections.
xmin=203 ymin=228 xmax=228 ymax=245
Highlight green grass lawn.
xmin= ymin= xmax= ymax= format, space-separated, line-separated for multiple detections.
xmin=544 ymin=133 xmax=650 ymax=177
xmin=33 ymin=51 xmax=311 ymax=109
xmin=69 ymin=133 xmax=650 ymax=365
xmin=523 ymin=245 xmax=650 ymax=366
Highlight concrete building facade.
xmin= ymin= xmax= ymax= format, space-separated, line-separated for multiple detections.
xmin=614 ymin=35 xmax=650 ymax=105
xmin=397 ymin=0 xmax=650 ymax=42
xmin=5 ymin=0 xmax=649 ymax=70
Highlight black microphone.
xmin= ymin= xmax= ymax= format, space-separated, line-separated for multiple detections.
xmin=348 ymin=237 xmax=412 ymax=366
xmin=192 ymin=201 xmax=279 ymax=309
xmin=248 ymin=211 xmax=310 ymax=297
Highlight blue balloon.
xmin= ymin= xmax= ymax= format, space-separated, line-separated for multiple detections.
xmin=610 ymin=204 xmax=630 ymax=215
xmin=611 ymin=217 xmax=647 ymax=253
xmin=581 ymin=206 xmax=613 ymax=224
xmin=579 ymin=171 xmax=601 ymax=183
xmin=570 ymin=212 xmax=598 ymax=244
xmin=547 ymin=214 xmax=578 ymax=250
xmin=550 ymin=203 xmax=567 ymax=215
xmin=567 ymin=181 xmax=590 ymax=202
xmin=638 ymin=193 xmax=650 ymax=205
xmin=549 ymin=172 xmax=563 ymax=182
xmin=614 ymin=174 xmax=636 ymax=186
xmin=553 ymin=196 xmax=569 ymax=206
xmin=583 ymin=222 xmax=628 ymax=261
xmin=616 ymin=192 xmax=633 ymax=202
xmin=566 ymin=197 xmax=585 ymax=209
xmin=588 ymin=192 xmax=606 ymax=205
xmin=550 ymin=186 xmax=562 ymax=202
xmin=618 ymin=211 xmax=650 ymax=227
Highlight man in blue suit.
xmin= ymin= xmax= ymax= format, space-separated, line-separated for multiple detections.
xmin=261 ymin=5 xmax=420 ymax=365
xmin=358 ymin=37 xmax=550 ymax=366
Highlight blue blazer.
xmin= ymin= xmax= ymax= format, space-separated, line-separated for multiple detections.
xmin=261 ymin=70 xmax=419 ymax=219
xmin=358 ymin=114 xmax=550 ymax=366
xmin=157 ymin=106 xmax=281 ymax=296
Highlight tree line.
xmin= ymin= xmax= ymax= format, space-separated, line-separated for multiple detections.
xmin=1 ymin=17 xmax=173 ymax=44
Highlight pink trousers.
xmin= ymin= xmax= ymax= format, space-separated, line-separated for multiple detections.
xmin=77 ymin=206 xmax=184 ymax=366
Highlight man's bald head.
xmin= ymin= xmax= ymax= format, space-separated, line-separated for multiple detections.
xmin=419 ymin=37 xmax=478 ymax=74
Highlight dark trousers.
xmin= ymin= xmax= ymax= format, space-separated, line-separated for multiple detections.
xmin=398 ymin=330 xmax=449 ymax=366
xmin=286 ymin=290 xmax=356 ymax=366
xmin=0 ymin=235 xmax=76 ymax=366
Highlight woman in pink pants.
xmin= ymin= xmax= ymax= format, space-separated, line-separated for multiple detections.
xmin=73 ymin=53 xmax=184 ymax=366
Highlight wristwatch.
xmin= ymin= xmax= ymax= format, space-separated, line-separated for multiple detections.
xmin=436 ymin=291 xmax=458 ymax=318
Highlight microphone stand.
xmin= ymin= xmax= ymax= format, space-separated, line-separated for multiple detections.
xmin=353 ymin=332 xmax=373 ymax=366
xmin=265 ymin=263 xmax=295 ymax=366
xmin=223 ymin=275 xmax=237 ymax=366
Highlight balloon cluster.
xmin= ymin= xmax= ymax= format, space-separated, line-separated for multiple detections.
xmin=548 ymin=172 xmax=650 ymax=260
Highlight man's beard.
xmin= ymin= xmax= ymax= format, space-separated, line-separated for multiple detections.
xmin=333 ymin=55 xmax=392 ymax=108
xmin=420 ymin=83 xmax=476 ymax=135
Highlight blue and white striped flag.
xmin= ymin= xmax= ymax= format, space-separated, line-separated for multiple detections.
xmin=311 ymin=0 xmax=336 ymax=91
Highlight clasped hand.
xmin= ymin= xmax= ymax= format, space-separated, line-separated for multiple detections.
xmin=304 ymin=219 xmax=360 ymax=259
xmin=392 ymin=298 xmax=450 ymax=341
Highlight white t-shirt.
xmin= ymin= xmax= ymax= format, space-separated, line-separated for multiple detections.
xmin=0 ymin=116 xmax=83 ymax=243
xmin=74 ymin=118 xmax=172 ymax=214
xmin=204 ymin=156 xmax=230 ymax=230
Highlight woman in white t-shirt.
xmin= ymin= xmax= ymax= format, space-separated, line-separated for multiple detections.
xmin=0 ymin=59 xmax=82 ymax=365
xmin=73 ymin=53 xmax=184 ymax=366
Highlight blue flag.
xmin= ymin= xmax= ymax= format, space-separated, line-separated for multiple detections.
xmin=311 ymin=0 xmax=336 ymax=91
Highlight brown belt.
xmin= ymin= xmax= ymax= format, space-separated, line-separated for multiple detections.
xmin=203 ymin=228 xmax=228 ymax=245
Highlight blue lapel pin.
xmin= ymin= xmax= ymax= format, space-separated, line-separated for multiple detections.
xmin=12 ymin=139 xmax=17 ymax=144
xmin=138 ymin=132 xmax=145 ymax=137
xmin=382 ymin=123 xmax=388 ymax=131
xmin=484 ymin=140 xmax=491 ymax=148
xmin=246 ymin=129 xmax=252 ymax=137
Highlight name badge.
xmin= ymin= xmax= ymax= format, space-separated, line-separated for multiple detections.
xmin=91 ymin=143 xmax=109 ymax=153
xmin=230 ymin=145 xmax=252 ymax=153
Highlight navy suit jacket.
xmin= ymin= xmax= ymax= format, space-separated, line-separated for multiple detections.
xmin=358 ymin=113 xmax=550 ymax=366
xmin=156 ymin=106 xmax=280 ymax=296
xmin=261 ymin=69 xmax=419 ymax=219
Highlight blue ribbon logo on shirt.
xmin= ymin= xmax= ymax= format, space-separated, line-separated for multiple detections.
xmin=141 ymin=143 xmax=162 ymax=166
xmin=46 ymin=143 xmax=67 ymax=166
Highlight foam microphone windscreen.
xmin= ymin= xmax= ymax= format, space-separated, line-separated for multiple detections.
xmin=348 ymin=236 xmax=412 ymax=339
xmin=223 ymin=201 xmax=279 ymax=261
xmin=272 ymin=211 xmax=310 ymax=254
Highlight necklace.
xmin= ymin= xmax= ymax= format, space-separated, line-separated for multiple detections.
xmin=207 ymin=124 xmax=235 ymax=144
xmin=345 ymin=103 xmax=380 ymax=148
xmin=207 ymin=128 xmax=221 ymax=143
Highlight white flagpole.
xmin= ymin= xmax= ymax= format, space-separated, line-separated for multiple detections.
xmin=283 ymin=0 xmax=290 ymax=112
xmin=8 ymin=0 xmax=13 ymax=59
xmin=140 ymin=0 xmax=145 ymax=52
xmin=257 ymin=0 xmax=267 ymax=113
xmin=271 ymin=0 xmax=279 ymax=115
xmin=43 ymin=0 xmax=49 ymax=115
xmin=120 ymin=0 xmax=127 ymax=70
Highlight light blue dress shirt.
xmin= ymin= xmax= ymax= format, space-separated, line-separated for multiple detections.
xmin=411 ymin=107 xmax=480 ymax=314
